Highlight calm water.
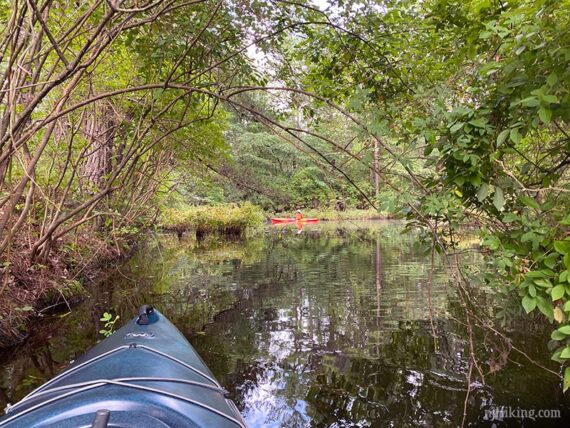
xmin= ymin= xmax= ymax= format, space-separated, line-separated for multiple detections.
xmin=1 ymin=221 xmax=568 ymax=426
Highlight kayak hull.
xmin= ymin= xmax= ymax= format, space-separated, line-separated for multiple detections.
xmin=0 ymin=307 xmax=245 ymax=428
xmin=270 ymin=218 xmax=319 ymax=224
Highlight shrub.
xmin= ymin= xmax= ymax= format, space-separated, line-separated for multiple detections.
xmin=160 ymin=202 xmax=265 ymax=237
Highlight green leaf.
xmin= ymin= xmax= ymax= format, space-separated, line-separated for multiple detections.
xmin=482 ymin=235 xmax=500 ymax=250
xmin=493 ymin=187 xmax=505 ymax=211
xmin=537 ymin=297 xmax=554 ymax=322
xmin=557 ymin=325 xmax=570 ymax=335
xmin=496 ymin=129 xmax=509 ymax=146
xmin=561 ymin=346 xmax=570 ymax=359
xmin=527 ymin=270 xmax=552 ymax=279
xmin=519 ymin=195 xmax=540 ymax=209
xmin=535 ymin=269 xmax=554 ymax=277
xmin=554 ymin=241 xmax=570 ymax=255
xmin=538 ymin=107 xmax=552 ymax=124
xmin=477 ymin=183 xmax=489 ymax=202
xmin=509 ymin=128 xmax=522 ymax=144
xmin=469 ymin=118 xmax=487 ymax=128
xmin=564 ymin=367 xmax=570 ymax=392
xmin=450 ymin=122 xmax=464 ymax=133
xmin=544 ymin=255 xmax=557 ymax=269
xmin=546 ymin=73 xmax=558 ymax=87
xmin=528 ymin=283 xmax=537 ymax=297
xmin=562 ymin=271 xmax=569 ymax=283
xmin=520 ymin=96 xmax=540 ymax=107
xmin=564 ymin=300 xmax=570 ymax=312
xmin=551 ymin=330 xmax=566 ymax=340
xmin=534 ymin=278 xmax=552 ymax=288
xmin=522 ymin=295 xmax=536 ymax=313
xmin=560 ymin=215 xmax=570 ymax=226
xmin=552 ymin=347 xmax=565 ymax=362
xmin=552 ymin=284 xmax=565 ymax=301
xmin=543 ymin=94 xmax=558 ymax=104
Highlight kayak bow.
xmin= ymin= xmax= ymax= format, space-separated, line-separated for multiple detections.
xmin=270 ymin=218 xmax=319 ymax=224
xmin=0 ymin=305 xmax=245 ymax=428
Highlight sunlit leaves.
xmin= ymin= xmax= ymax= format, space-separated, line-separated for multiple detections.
xmin=558 ymin=325 xmax=570 ymax=335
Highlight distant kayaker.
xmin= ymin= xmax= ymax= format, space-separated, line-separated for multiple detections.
xmin=295 ymin=209 xmax=303 ymax=221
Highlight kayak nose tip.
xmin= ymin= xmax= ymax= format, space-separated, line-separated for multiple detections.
xmin=136 ymin=304 xmax=158 ymax=325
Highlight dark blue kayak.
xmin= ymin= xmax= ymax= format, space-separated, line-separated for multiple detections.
xmin=0 ymin=305 xmax=246 ymax=427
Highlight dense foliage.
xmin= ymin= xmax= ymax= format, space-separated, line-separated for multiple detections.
xmin=161 ymin=202 xmax=265 ymax=237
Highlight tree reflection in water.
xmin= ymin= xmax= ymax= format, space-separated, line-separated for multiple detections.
xmin=1 ymin=221 xmax=568 ymax=426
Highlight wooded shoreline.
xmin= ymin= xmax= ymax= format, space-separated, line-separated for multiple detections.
xmin=0 ymin=233 xmax=136 ymax=348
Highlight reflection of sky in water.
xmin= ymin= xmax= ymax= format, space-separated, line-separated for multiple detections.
xmin=268 ymin=330 xmax=294 ymax=361
xmin=243 ymin=326 xmax=312 ymax=426
xmin=241 ymin=366 xmax=313 ymax=427
xmin=233 ymin=231 xmax=453 ymax=427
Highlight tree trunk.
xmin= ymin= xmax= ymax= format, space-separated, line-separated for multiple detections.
xmin=81 ymin=102 xmax=117 ymax=192
xmin=373 ymin=139 xmax=380 ymax=200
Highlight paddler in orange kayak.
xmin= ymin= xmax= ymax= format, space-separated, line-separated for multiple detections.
xmin=295 ymin=210 xmax=303 ymax=234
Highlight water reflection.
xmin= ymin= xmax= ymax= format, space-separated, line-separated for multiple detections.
xmin=1 ymin=221 xmax=568 ymax=426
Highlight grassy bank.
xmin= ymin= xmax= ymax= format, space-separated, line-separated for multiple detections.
xmin=273 ymin=208 xmax=390 ymax=221
xmin=161 ymin=202 xmax=265 ymax=238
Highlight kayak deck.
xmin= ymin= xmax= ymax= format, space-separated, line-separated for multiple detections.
xmin=0 ymin=306 xmax=245 ymax=428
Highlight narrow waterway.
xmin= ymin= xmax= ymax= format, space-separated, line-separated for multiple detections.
xmin=0 ymin=221 xmax=568 ymax=426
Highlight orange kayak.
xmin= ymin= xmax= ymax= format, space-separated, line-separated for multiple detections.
xmin=271 ymin=218 xmax=319 ymax=224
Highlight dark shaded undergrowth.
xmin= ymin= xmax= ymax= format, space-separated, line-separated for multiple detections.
xmin=0 ymin=231 xmax=134 ymax=349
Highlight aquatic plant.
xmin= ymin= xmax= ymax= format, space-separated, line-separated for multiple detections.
xmin=99 ymin=312 xmax=120 ymax=338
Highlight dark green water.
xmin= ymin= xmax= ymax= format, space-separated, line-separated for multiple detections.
xmin=1 ymin=221 xmax=568 ymax=426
